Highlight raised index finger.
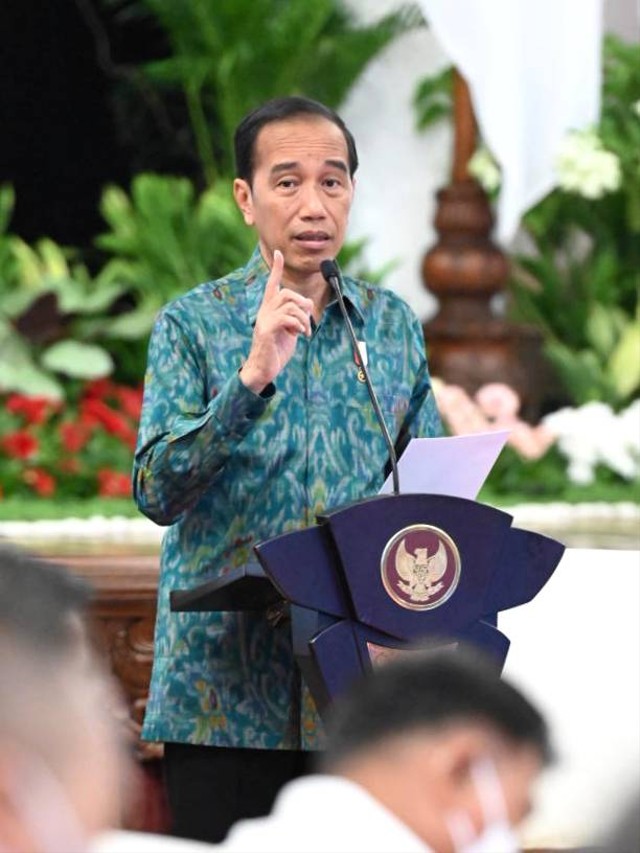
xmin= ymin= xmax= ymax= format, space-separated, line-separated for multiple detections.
xmin=263 ymin=249 xmax=284 ymax=301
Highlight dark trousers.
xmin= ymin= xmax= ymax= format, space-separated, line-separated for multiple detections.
xmin=163 ymin=742 xmax=311 ymax=843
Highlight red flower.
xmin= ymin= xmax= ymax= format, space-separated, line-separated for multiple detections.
xmin=23 ymin=468 xmax=56 ymax=496
xmin=84 ymin=378 xmax=117 ymax=399
xmin=81 ymin=398 xmax=129 ymax=435
xmin=1 ymin=430 xmax=39 ymax=459
xmin=60 ymin=420 xmax=92 ymax=453
xmin=115 ymin=385 xmax=144 ymax=421
xmin=97 ymin=468 xmax=131 ymax=498
xmin=6 ymin=394 xmax=57 ymax=425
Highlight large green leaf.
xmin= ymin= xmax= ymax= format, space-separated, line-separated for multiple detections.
xmin=57 ymin=279 xmax=127 ymax=316
xmin=0 ymin=321 xmax=64 ymax=398
xmin=607 ymin=318 xmax=640 ymax=400
xmin=41 ymin=341 xmax=114 ymax=379
xmin=545 ymin=342 xmax=607 ymax=405
xmin=0 ymin=184 xmax=15 ymax=235
xmin=586 ymin=303 xmax=620 ymax=359
xmin=0 ymin=362 xmax=64 ymax=400
xmin=103 ymin=303 xmax=159 ymax=339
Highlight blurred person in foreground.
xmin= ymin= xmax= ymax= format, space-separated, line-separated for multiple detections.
xmin=132 ymin=94 xmax=442 ymax=841
xmin=218 ymin=648 xmax=553 ymax=853
xmin=0 ymin=544 xmax=127 ymax=851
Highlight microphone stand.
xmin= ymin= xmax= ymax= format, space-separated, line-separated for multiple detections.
xmin=320 ymin=260 xmax=401 ymax=496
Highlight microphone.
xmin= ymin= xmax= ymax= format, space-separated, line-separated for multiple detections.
xmin=320 ymin=259 xmax=400 ymax=496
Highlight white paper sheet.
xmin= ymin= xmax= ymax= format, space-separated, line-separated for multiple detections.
xmin=379 ymin=430 xmax=510 ymax=499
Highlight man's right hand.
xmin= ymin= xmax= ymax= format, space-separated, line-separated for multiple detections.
xmin=239 ymin=250 xmax=313 ymax=394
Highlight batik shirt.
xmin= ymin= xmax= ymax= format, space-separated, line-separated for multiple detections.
xmin=134 ymin=247 xmax=442 ymax=750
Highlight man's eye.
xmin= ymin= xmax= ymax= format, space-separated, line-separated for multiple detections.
xmin=324 ymin=178 xmax=342 ymax=188
xmin=277 ymin=179 xmax=297 ymax=189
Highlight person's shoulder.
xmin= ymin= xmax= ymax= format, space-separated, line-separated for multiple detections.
xmin=345 ymin=275 xmax=419 ymax=324
xmin=158 ymin=263 xmax=249 ymax=322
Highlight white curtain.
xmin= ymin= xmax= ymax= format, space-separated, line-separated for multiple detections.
xmin=416 ymin=0 xmax=603 ymax=243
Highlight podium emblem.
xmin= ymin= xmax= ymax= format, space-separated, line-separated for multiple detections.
xmin=380 ymin=524 xmax=461 ymax=611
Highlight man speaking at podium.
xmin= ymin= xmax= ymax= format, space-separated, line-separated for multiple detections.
xmin=133 ymin=96 xmax=442 ymax=842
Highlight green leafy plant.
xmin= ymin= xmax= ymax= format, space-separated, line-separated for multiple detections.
xmin=509 ymin=36 xmax=640 ymax=409
xmin=101 ymin=0 xmax=424 ymax=184
xmin=96 ymin=173 xmax=255 ymax=306
xmin=413 ymin=65 xmax=453 ymax=132
xmin=0 ymin=186 xmax=146 ymax=399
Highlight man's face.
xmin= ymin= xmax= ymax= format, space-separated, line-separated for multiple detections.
xmin=492 ymin=744 xmax=543 ymax=828
xmin=410 ymin=731 xmax=544 ymax=853
xmin=234 ymin=115 xmax=355 ymax=287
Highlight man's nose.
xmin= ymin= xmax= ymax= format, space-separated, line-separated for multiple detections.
xmin=299 ymin=184 xmax=326 ymax=219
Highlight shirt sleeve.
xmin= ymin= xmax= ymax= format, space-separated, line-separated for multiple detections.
xmin=132 ymin=308 xmax=274 ymax=526
xmin=403 ymin=311 xmax=443 ymax=440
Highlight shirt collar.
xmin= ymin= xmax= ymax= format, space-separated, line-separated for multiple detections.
xmin=244 ymin=246 xmax=366 ymax=326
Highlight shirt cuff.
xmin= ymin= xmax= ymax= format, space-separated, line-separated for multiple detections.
xmin=167 ymin=370 xmax=274 ymax=445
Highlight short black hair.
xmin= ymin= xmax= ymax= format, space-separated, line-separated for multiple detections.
xmin=234 ymin=96 xmax=359 ymax=184
xmin=319 ymin=647 xmax=553 ymax=769
xmin=0 ymin=543 xmax=91 ymax=653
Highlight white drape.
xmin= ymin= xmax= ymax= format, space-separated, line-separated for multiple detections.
xmin=416 ymin=0 xmax=603 ymax=243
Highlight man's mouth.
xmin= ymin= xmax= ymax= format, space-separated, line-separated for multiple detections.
xmin=294 ymin=231 xmax=331 ymax=245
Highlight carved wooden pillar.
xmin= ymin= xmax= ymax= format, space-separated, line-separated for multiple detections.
xmin=422 ymin=71 xmax=541 ymax=415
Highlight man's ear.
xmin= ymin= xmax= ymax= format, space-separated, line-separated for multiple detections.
xmin=233 ymin=178 xmax=255 ymax=226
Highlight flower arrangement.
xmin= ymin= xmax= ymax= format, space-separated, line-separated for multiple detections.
xmin=554 ymin=129 xmax=622 ymax=199
xmin=432 ymin=379 xmax=640 ymax=499
xmin=544 ymin=399 xmax=640 ymax=486
xmin=0 ymin=380 xmax=142 ymax=500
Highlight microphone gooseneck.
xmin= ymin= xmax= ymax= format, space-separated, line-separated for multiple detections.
xmin=320 ymin=259 xmax=400 ymax=496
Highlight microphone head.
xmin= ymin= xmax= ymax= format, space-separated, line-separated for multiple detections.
xmin=320 ymin=259 xmax=340 ymax=283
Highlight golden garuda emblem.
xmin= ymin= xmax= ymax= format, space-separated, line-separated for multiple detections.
xmin=380 ymin=524 xmax=461 ymax=611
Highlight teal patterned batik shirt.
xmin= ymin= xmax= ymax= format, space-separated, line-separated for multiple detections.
xmin=134 ymin=247 xmax=442 ymax=750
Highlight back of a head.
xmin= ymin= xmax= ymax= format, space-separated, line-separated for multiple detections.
xmin=0 ymin=542 xmax=99 ymax=764
xmin=0 ymin=542 xmax=90 ymax=655
xmin=319 ymin=646 xmax=553 ymax=772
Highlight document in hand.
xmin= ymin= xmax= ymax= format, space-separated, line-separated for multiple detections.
xmin=379 ymin=430 xmax=510 ymax=500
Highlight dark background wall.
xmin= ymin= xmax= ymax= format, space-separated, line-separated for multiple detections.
xmin=0 ymin=0 xmax=127 ymax=245
xmin=0 ymin=0 xmax=177 ymax=251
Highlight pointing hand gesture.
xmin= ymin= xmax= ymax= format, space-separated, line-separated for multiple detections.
xmin=239 ymin=250 xmax=313 ymax=394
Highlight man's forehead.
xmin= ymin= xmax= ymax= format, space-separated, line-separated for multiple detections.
xmin=254 ymin=116 xmax=349 ymax=168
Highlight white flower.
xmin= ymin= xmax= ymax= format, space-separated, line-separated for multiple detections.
xmin=468 ymin=147 xmax=501 ymax=193
xmin=543 ymin=400 xmax=640 ymax=484
xmin=605 ymin=399 xmax=640 ymax=479
xmin=567 ymin=458 xmax=597 ymax=486
xmin=555 ymin=129 xmax=621 ymax=199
